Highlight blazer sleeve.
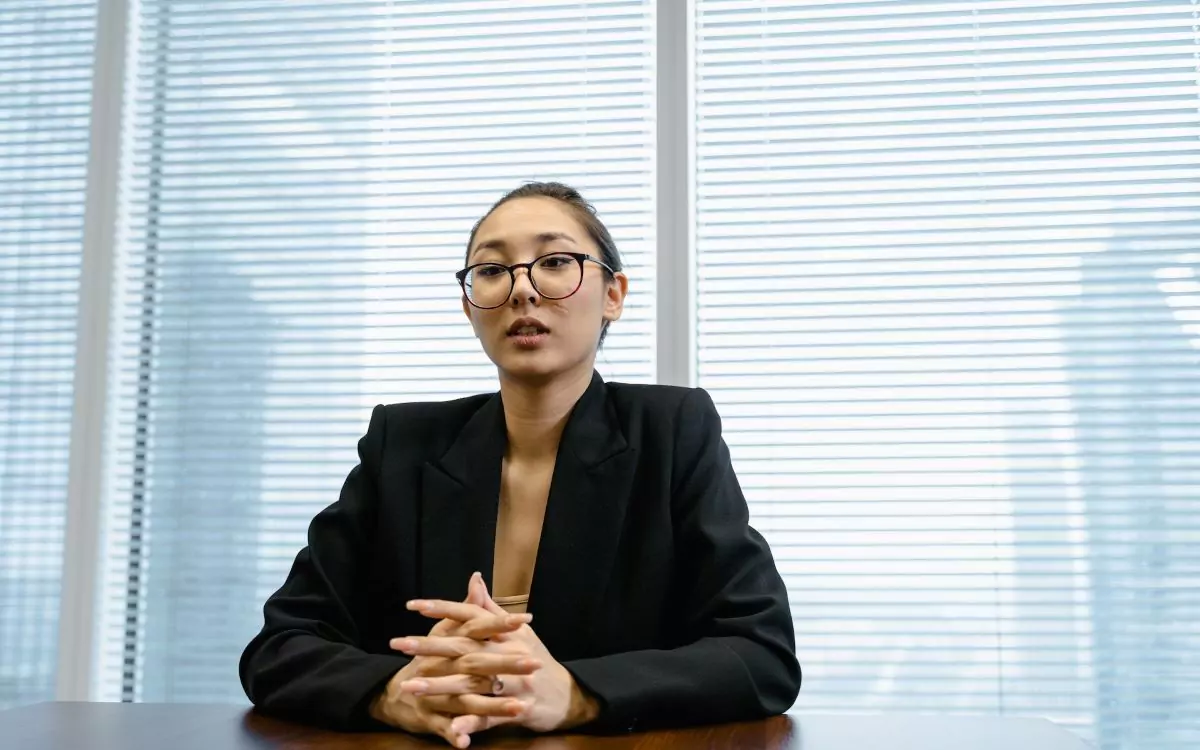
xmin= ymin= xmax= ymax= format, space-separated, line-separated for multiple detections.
xmin=239 ymin=404 xmax=411 ymax=729
xmin=562 ymin=387 xmax=801 ymax=732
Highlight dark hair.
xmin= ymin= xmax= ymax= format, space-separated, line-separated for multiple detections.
xmin=466 ymin=181 xmax=623 ymax=346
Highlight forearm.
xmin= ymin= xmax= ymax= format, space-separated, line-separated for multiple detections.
xmin=562 ymin=635 xmax=799 ymax=733
xmin=241 ymin=630 xmax=411 ymax=729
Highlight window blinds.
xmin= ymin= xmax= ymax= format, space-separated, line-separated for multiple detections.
xmin=0 ymin=0 xmax=96 ymax=709
xmin=98 ymin=0 xmax=654 ymax=703
xmin=694 ymin=2 xmax=1199 ymax=749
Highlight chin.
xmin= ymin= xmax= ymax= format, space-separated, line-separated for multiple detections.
xmin=490 ymin=346 xmax=591 ymax=386
xmin=491 ymin=350 xmax=562 ymax=383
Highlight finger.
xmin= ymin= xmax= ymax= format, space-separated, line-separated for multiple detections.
xmin=471 ymin=574 xmax=508 ymax=617
xmin=434 ymin=610 xmax=527 ymax=641
xmin=418 ymin=652 xmax=541 ymax=678
xmin=391 ymin=636 xmax=480 ymax=659
xmin=397 ymin=673 xmax=493 ymax=696
xmin=450 ymin=713 xmax=513 ymax=737
xmin=444 ymin=652 xmax=542 ymax=677
xmin=466 ymin=572 xmax=489 ymax=608
xmin=407 ymin=599 xmax=487 ymax=622
xmin=428 ymin=616 xmax=460 ymax=637
xmin=454 ymin=613 xmax=532 ymax=641
xmin=417 ymin=610 xmax=524 ymax=644
xmin=490 ymin=675 xmax=521 ymax=697
xmin=422 ymin=693 xmax=527 ymax=719
xmin=424 ymin=712 xmax=471 ymax=750
xmin=410 ymin=600 xmax=532 ymax=627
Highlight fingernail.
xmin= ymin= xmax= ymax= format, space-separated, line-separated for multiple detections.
xmin=406 ymin=600 xmax=428 ymax=610
xmin=391 ymin=638 xmax=416 ymax=652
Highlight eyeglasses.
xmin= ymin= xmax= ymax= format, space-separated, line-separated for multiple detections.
xmin=456 ymin=251 xmax=614 ymax=309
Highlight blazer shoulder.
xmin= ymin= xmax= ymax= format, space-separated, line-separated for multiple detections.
xmin=378 ymin=391 xmax=492 ymax=422
xmin=604 ymin=381 xmax=721 ymax=430
xmin=374 ymin=392 xmax=493 ymax=455
xmin=606 ymin=380 xmax=692 ymax=411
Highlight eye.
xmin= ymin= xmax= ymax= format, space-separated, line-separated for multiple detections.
xmin=537 ymin=254 xmax=574 ymax=270
xmin=474 ymin=264 xmax=507 ymax=279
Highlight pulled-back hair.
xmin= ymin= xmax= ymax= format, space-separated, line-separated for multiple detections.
xmin=466 ymin=182 xmax=623 ymax=346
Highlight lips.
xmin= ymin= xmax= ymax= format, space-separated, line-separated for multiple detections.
xmin=505 ymin=317 xmax=550 ymax=349
xmin=506 ymin=317 xmax=550 ymax=337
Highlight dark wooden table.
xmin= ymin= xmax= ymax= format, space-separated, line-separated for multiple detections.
xmin=1 ymin=702 xmax=1093 ymax=749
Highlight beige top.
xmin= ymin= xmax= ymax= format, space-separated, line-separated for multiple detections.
xmin=491 ymin=455 xmax=552 ymax=617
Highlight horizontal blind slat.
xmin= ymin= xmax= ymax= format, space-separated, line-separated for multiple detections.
xmin=0 ymin=0 xmax=95 ymax=711
xmin=98 ymin=0 xmax=655 ymax=707
xmin=695 ymin=3 xmax=1199 ymax=748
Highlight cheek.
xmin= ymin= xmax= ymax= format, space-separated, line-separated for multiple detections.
xmin=553 ymin=295 xmax=608 ymax=346
xmin=560 ymin=287 xmax=606 ymax=325
xmin=471 ymin=308 xmax=504 ymax=337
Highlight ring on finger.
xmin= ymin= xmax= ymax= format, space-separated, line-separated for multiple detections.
xmin=489 ymin=677 xmax=504 ymax=696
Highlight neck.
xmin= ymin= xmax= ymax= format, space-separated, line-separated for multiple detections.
xmin=499 ymin=362 xmax=594 ymax=459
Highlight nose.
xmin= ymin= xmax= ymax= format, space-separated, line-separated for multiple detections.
xmin=509 ymin=266 xmax=540 ymax=306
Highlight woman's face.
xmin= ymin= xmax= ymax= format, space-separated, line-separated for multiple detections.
xmin=462 ymin=196 xmax=627 ymax=383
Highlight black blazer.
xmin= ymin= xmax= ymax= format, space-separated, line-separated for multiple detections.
xmin=240 ymin=372 xmax=800 ymax=733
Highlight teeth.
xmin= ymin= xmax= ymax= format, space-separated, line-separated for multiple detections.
xmin=516 ymin=326 xmax=541 ymax=335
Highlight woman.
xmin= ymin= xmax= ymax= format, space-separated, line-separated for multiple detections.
xmin=239 ymin=182 xmax=801 ymax=747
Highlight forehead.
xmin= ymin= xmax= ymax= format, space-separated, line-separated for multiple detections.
xmin=471 ymin=197 xmax=588 ymax=254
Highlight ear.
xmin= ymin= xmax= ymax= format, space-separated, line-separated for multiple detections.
xmin=603 ymin=271 xmax=628 ymax=323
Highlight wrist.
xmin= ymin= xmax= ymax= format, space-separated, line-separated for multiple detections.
xmin=560 ymin=671 xmax=601 ymax=729
xmin=368 ymin=689 xmax=390 ymax=725
xmin=370 ymin=665 xmax=415 ymax=729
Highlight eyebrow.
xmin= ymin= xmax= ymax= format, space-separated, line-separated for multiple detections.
xmin=470 ymin=231 xmax=578 ymax=259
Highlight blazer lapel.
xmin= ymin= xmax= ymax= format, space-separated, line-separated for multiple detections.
xmin=528 ymin=372 xmax=638 ymax=658
xmin=419 ymin=393 xmax=506 ymax=603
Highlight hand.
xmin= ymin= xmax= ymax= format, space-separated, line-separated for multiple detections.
xmin=401 ymin=575 xmax=601 ymax=739
xmin=369 ymin=585 xmax=537 ymax=748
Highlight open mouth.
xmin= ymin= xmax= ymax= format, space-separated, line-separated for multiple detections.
xmin=506 ymin=318 xmax=550 ymax=347
xmin=507 ymin=319 xmax=550 ymax=337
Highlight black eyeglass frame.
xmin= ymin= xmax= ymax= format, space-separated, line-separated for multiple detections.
xmin=456 ymin=251 xmax=616 ymax=310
